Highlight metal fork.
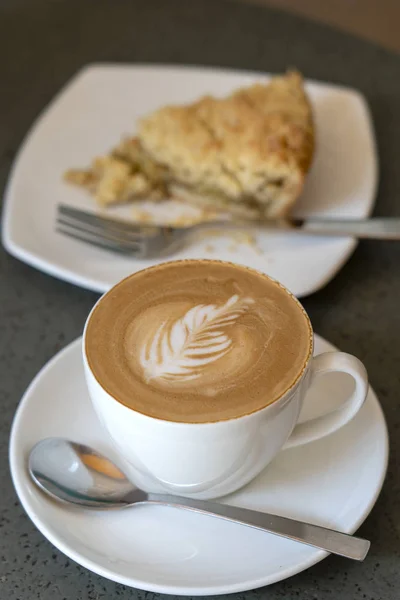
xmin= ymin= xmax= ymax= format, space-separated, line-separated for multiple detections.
xmin=57 ymin=204 xmax=400 ymax=259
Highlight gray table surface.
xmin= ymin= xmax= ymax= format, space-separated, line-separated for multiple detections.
xmin=1 ymin=1 xmax=400 ymax=598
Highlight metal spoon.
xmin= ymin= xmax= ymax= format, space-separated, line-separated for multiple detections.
xmin=29 ymin=438 xmax=370 ymax=561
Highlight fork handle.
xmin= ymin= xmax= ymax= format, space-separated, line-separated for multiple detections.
xmin=199 ymin=217 xmax=400 ymax=240
xmin=297 ymin=217 xmax=400 ymax=240
xmin=147 ymin=494 xmax=370 ymax=561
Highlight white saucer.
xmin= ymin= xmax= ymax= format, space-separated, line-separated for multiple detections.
xmin=2 ymin=64 xmax=377 ymax=298
xmin=9 ymin=334 xmax=388 ymax=596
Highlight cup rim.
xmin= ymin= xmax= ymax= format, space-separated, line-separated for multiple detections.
xmin=83 ymin=259 xmax=314 ymax=425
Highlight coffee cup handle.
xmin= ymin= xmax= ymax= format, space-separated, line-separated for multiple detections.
xmin=284 ymin=352 xmax=368 ymax=449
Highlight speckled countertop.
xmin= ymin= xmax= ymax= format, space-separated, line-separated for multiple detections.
xmin=1 ymin=1 xmax=400 ymax=598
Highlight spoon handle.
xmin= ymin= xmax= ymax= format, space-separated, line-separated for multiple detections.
xmin=148 ymin=494 xmax=370 ymax=561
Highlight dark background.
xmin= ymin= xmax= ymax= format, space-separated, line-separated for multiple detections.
xmin=1 ymin=1 xmax=399 ymax=598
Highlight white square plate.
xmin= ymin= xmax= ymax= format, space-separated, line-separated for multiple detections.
xmin=2 ymin=64 xmax=378 ymax=297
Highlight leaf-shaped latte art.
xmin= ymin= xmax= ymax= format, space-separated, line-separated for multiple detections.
xmin=140 ymin=295 xmax=254 ymax=383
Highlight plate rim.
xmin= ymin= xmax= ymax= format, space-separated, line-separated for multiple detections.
xmin=2 ymin=63 xmax=378 ymax=298
xmin=9 ymin=333 xmax=389 ymax=596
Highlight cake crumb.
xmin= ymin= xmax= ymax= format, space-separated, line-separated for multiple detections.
xmin=131 ymin=208 xmax=154 ymax=223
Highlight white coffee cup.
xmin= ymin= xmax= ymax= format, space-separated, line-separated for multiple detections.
xmin=83 ymin=273 xmax=368 ymax=500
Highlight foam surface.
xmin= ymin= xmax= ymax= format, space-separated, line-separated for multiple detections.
xmin=86 ymin=261 xmax=312 ymax=422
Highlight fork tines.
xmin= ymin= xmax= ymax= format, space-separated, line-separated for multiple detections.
xmin=56 ymin=204 xmax=153 ymax=256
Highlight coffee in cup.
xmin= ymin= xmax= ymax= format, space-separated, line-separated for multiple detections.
xmin=85 ymin=260 xmax=312 ymax=423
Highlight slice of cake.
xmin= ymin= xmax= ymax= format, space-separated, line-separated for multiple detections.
xmin=65 ymin=71 xmax=314 ymax=218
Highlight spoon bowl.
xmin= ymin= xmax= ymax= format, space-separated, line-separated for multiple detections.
xmin=29 ymin=438 xmax=146 ymax=508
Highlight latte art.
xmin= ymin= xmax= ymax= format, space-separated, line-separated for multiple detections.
xmin=85 ymin=260 xmax=312 ymax=423
xmin=140 ymin=295 xmax=254 ymax=384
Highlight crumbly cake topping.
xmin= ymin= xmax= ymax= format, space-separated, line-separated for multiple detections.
xmin=64 ymin=71 xmax=314 ymax=218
